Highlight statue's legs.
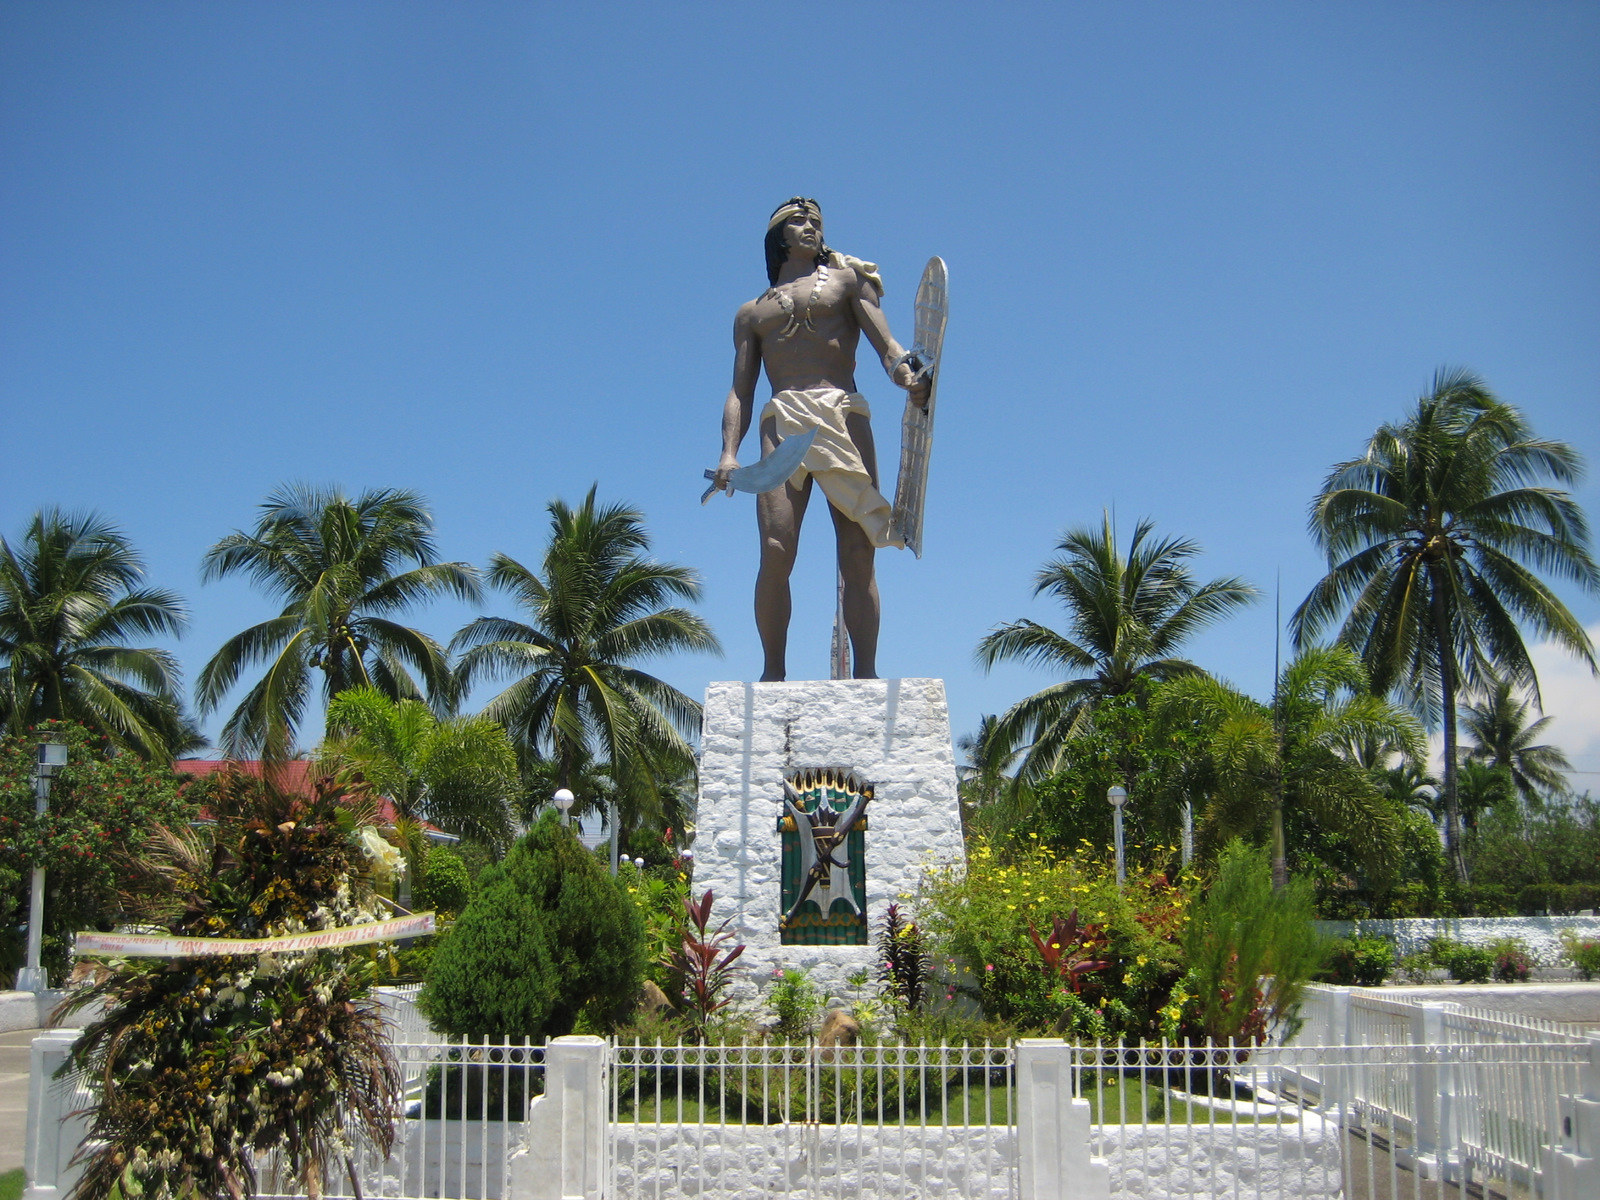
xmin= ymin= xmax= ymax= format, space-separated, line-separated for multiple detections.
xmin=754 ymin=417 xmax=813 ymax=682
xmin=829 ymin=500 xmax=879 ymax=678
xmin=833 ymin=408 xmax=881 ymax=680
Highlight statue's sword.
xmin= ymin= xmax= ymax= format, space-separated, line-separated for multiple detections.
xmin=701 ymin=428 xmax=817 ymax=504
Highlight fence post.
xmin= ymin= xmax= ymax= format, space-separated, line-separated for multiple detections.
xmin=1329 ymin=986 xmax=1351 ymax=1046
xmin=511 ymin=1035 xmax=605 ymax=1200
xmin=1549 ymin=1034 xmax=1600 ymax=1200
xmin=23 ymin=1030 xmax=85 ymax=1200
xmin=1406 ymin=1000 xmax=1458 ymax=1179
xmin=1318 ymin=986 xmax=1351 ymax=1113
xmin=1016 ymin=1039 xmax=1109 ymax=1200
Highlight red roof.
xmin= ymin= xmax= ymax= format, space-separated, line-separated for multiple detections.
xmin=174 ymin=759 xmax=317 ymax=794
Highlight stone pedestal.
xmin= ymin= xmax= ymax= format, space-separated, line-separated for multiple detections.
xmin=692 ymin=678 xmax=966 ymax=1009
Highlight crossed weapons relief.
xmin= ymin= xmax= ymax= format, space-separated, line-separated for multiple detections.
xmin=778 ymin=768 xmax=873 ymax=944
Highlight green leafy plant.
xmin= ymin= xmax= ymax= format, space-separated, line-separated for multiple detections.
xmin=1560 ymin=930 xmax=1600 ymax=980
xmin=624 ymin=865 xmax=690 ymax=993
xmin=768 ymin=968 xmax=823 ymax=1039
xmin=0 ymin=720 xmax=197 ymax=984
xmin=1178 ymin=840 xmax=1326 ymax=1044
xmin=877 ymin=902 xmax=931 ymax=1013
xmin=1320 ymin=935 xmax=1395 ymax=987
xmin=1395 ymin=949 xmax=1437 ymax=984
xmin=1430 ymin=938 xmax=1493 ymax=984
xmin=422 ymin=811 xmax=644 ymax=1038
xmin=414 ymin=845 xmax=472 ymax=916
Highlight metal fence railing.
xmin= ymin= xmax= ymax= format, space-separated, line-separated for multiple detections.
xmin=1075 ymin=1038 xmax=1592 ymax=1200
xmin=260 ymin=1035 xmax=544 ymax=1200
xmin=607 ymin=1040 xmax=1019 ymax=1200
xmin=28 ymin=1000 xmax=1600 ymax=1200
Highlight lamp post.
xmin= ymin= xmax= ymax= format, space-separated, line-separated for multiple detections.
xmin=1181 ymin=798 xmax=1194 ymax=869
xmin=17 ymin=734 xmax=69 ymax=993
xmin=1107 ymin=784 xmax=1127 ymax=887
xmin=553 ymin=787 xmax=575 ymax=826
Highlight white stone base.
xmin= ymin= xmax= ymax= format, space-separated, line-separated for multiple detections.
xmin=691 ymin=679 xmax=966 ymax=1011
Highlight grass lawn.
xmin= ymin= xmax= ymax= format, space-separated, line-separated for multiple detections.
xmin=1 ymin=1167 xmax=25 ymax=1200
xmin=612 ymin=1075 xmax=1296 ymax=1127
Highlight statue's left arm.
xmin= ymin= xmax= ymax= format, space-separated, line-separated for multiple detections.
xmin=851 ymin=274 xmax=931 ymax=410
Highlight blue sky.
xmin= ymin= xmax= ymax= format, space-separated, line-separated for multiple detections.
xmin=3 ymin=3 xmax=1597 ymax=780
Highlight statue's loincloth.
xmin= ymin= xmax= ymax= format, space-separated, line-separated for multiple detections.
xmin=761 ymin=388 xmax=904 ymax=550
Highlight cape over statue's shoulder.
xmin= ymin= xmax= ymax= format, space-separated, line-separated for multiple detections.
xmin=829 ymin=251 xmax=884 ymax=296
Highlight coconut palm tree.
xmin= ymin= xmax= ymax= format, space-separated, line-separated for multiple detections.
xmin=1154 ymin=645 xmax=1424 ymax=888
xmin=0 ymin=510 xmax=189 ymax=758
xmin=451 ymin=488 xmax=720 ymax=833
xmin=197 ymin=485 xmax=480 ymax=760
xmin=1461 ymin=675 xmax=1573 ymax=803
xmin=320 ymin=685 xmax=521 ymax=853
xmin=1292 ymin=369 xmax=1599 ymax=880
xmin=975 ymin=513 xmax=1259 ymax=781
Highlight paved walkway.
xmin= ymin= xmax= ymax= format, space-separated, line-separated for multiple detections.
xmin=0 ymin=1029 xmax=41 ymax=1173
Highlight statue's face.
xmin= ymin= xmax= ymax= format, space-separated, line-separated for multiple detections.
xmin=781 ymin=208 xmax=823 ymax=256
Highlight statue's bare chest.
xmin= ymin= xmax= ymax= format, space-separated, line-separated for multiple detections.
xmin=753 ymin=265 xmax=854 ymax=342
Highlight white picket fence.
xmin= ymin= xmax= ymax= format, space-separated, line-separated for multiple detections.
xmin=23 ymin=988 xmax=1600 ymax=1200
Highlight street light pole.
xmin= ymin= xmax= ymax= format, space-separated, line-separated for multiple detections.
xmin=17 ymin=734 xmax=68 ymax=993
xmin=1107 ymin=784 xmax=1127 ymax=888
xmin=553 ymin=788 xmax=575 ymax=826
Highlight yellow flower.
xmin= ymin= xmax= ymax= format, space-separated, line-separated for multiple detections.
xmin=1136 ymin=955 xmax=1147 ymax=966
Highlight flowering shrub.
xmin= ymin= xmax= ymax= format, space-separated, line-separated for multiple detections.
xmin=623 ymin=856 xmax=691 ymax=994
xmin=1561 ymin=930 xmax=1600 ymax=980
xmin=914 ymin=835 xmax=1189 ymax=1042
xmin=0 ymin=720 xmax=196 ymax=985
xmin=60 ymin=767 xmax=398 ymax=1200
xmin=1487 ymin=936 xmax=1534 ymax=983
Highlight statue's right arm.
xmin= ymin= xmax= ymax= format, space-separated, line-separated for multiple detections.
xmin=714 ymin=305 xmax=761 ymax=492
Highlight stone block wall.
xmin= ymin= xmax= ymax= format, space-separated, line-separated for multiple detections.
xmin=1316 ymin=915 xmax=1600 ymax=963
xmin=691 ymin=678 xmax=966 ymax=1009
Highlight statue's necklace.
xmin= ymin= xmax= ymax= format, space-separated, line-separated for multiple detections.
xmin=768 ymin=263 xmax=828 ymax=340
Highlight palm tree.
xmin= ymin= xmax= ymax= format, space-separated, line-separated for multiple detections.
xmin=0 ymin=510 xmax=188 ymax=758
xmin=320 ymin=685 xmax=521 ymax=853
xmin=975 ymin=513 xmax=1259 ymax=781
xmin=197 ymin=485 xmax=480 ymax=760
xmin=1292 ymin=369 xmax=1599 ymax=881
xmin=1461 ymin=675 xmax=1573 ymax=803
xmin=1156 ymin=645 xmax=1424 ymax=888
xmin=452 ymin=488 xmax=720 ymax=834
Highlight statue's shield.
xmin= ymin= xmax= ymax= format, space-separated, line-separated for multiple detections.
xmin=891 ymin=257 xmax=949 ymax=558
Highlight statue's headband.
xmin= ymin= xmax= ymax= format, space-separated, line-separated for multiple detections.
xmin=768 ymin=197 xmax=822 ymax=232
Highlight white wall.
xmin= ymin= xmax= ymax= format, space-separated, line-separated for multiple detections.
xmin=1316 ymin=915 xmax=1600 ymax=963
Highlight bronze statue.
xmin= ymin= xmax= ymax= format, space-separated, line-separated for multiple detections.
xmin=711 ymin=198 xmax=930 ymax=681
